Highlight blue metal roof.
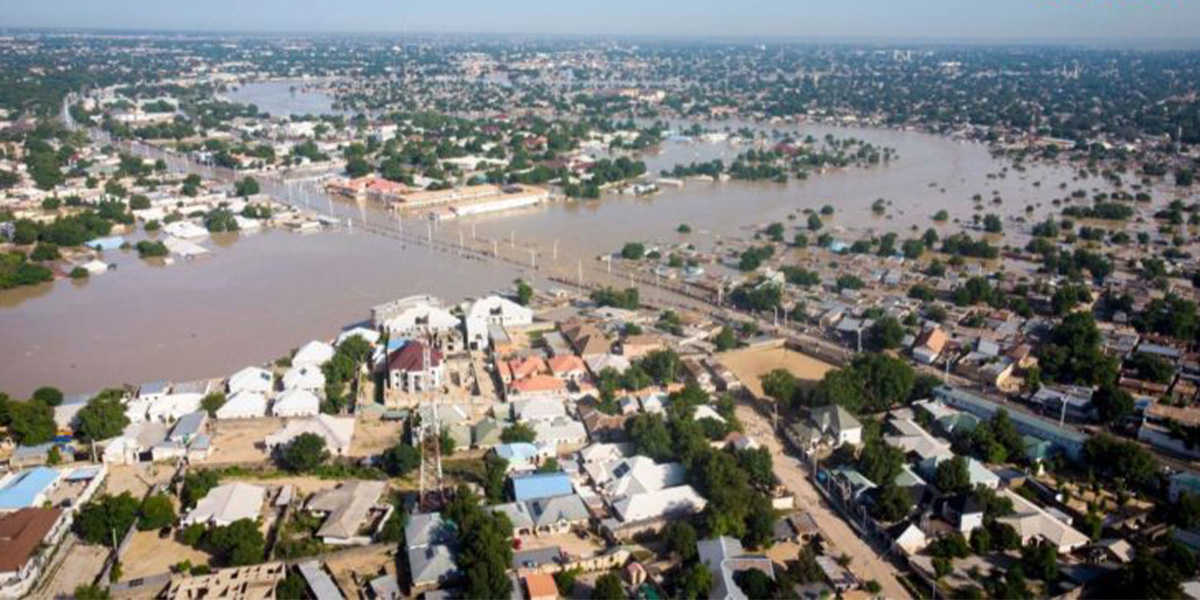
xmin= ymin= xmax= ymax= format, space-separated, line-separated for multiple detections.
xmin=496 ymin=443 xmax=539 ymax=461
xmin=0 ymin=467 xmax=60 ymax=509
xmin=511 ymin=472 xmax=571 ymax=502
xmin=65 ymin=466 xmax=103 ymax=481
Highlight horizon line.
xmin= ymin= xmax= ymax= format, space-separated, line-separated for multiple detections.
xmin=3 ymin=25 xmax=1200 ymax=50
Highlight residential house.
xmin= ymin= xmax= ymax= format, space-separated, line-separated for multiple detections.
xmin=532 ymin=417 xmax=588 ymax=449
xmin=0 ymin=508 xmax=69 ymax=598
xmin=997 ymin=489 xmax=1089 ymax=554
xmin=562 ymin=321 xmax=613 ymax=358
xmin=405 ymin=513 xmax=458 ymax=592
xmin=512 ymin=472 xmax=573 ymax=502
xmin=811 ymin=405 xmax=863 ymax=447
xmin=912 ymin=327 xmax=948 ymax=365
xmin=272 ymin=389 xmax=320 ymax=418
xmin=228 ymin=366 xmax=273 ymax=396
xmin=305 ymin=481 xmax=388 ymax=545
xmin=603 ymin=485 xmax=707 ymax=539
xmin=0 ymin=469 xmax=60 ymax=512
xmin=698 ymin=536 xmax=775 ymax=600
xmin=464 ymin=295 xmax=534 ymax=351
xmin=387 ymin=342 xmax=444 ymax=392
xmin=935 ymin=386 xmax=1087 ymax=461
xmin=282 ymin=365 xmax=325 ymax=392
xmin=182 ymin=483 xmax=266 ymax=527
xmin=292 ymin=341 xmax=335 ymax=368
xmin=265 ymin=415 xmax=356 ymax=456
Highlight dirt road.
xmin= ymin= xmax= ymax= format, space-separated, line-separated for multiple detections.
xmin=737 ymin=403 xmax=911 ymax=600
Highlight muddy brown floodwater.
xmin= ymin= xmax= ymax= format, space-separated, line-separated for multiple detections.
xmin=0 ymin=122 xmax=1181 ymax=397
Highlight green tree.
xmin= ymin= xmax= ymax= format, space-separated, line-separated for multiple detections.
xmin=663 ymin=521 xmax=698 ymax=561
xmin=75 ymin=493 xmax=140 ymax=546
xmin=200 ymin=392 xmax=226 ymax=417
xmin=1092 ymin=382 xmax=1135 ymax=425
xmin=760 ymin=368 xmax=799 ymax=409
xmin=30 ymin=243 xmax=60 ymax=261
xmin=593 ymin=572 xmax=627 ymax=600
xmin=208 ymin=518 xmax=265 ymax=566
xmin=446 ymin=487 xmax=514 ymax=599
xmin=501 ymin=422 xmax=537 ymax=443
xmin=9 ymin=399 xmax=56 ymax=445
xmin=276 ymin=572 xmax=307 ymax=600
xmin=1020 ymin=539 xmax=1059 ymax=582
xmin=1038 ymin=312 xmax=1117 ymax=386
xmin=73 ymin=584 xmax=111 ymax=600
xmin=936 ymin=456 xmax=972 ymax=494
xmin=514 ymin=279 xmax=533 ymax=306
xmin=621 ymin=242 xmax=646 ymax=260
xmin=31 ymin=386 xmax=63 ymax=406
xmin=714 ymin=326 xmax=738 ymax=352
xmin=235 ymin=176 xmax=260 ymax=197
xmin=733 ymin=569 xmax=776 ymax=599
xmin=280 ymin=433 xmax=329 ymax=472
xmin=380 ymin=443 xmax=421 ymax=477
xmin=872 ymin=483 xmax=915 ymax=522
xmin=75 ymin=391 xmax=132 ymax=442
xmin=182 ymin=470 xmax=220 ymax=508
xmin=138 ymin=493 xmax=177 ymax=531
xmin=867 ymin=316 xmax=905 ymax=350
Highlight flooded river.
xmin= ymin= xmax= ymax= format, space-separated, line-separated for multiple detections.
xmin=0 ymin=230 xmax=516 ymax=396
xmin=0 ymin=88 xmax=1176 ymax=396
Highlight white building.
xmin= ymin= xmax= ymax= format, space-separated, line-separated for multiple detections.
xmin=282 ymin=365 xmax=325 ymax=392
xmin=228 ymin=367 xmax=273 ymax=396
xmin=272 ymin=389 xmax=320 ymax=418
xmin=463 ymin=295 xmax=533 ymax=351
xmin=265 ymin=415 xmax=356 ymax=456
xmin=216 ymin=391 xmax=268 ymax=420
xmin=292 ymin=341 xmax=335 ymax=368
xmin=182 ymin=482 xmax=266 ymax=527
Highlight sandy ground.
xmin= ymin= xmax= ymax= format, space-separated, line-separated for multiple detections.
xmin=719 ymin=345 xmax=836 ymax=397
xmin=206 ymin=417 xmax=283 ymax=464
xmin=31 ymin=535 xmax=109 ymax=600
xmin=350 ymin=417 xmax=403 ymax=457
xmin=222 ymin=474 xmax=346 ymax=497
xmin=120 ymin=530 xmax=212 ymax=580
xmin=736 ymin=401 xmax=911 ymax=599
xmin=105 ymin=464 xmax=172 ymax=498
xmin=518 ymin=530 xmax=604 ymax=559
xmin=325 ymin=545 xmax=397 ymax=597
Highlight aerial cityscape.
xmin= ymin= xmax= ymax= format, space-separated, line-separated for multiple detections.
xmin=1 ymin=1 xmax=1199 ymax=599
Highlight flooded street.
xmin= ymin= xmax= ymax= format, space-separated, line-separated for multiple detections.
xmin=0 ymin=91 xmax=1175 ymax=396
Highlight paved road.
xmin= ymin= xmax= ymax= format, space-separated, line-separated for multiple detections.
xmin=736 ymin=402 xmax=912 ymax=600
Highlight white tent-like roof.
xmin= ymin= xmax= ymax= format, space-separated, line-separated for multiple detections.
xmin=216 ymin=391 xmax=268 ymax=420
xmin=183 ymin=482 xmax=266 ymax=527
xmin=272 ymin=389 xmax=320 ymax=418
xmin=292 ymin=341 xmax=335 ymax=368
xmin=282 ymin=365 xmax=325 ymax=391
xmin=265 ymin=414 xmax=355 ymax=456
xmin=147 ymin=393 xmax=204 ymax=422
xmin=228 ymin=366 xmax=273 ymax=396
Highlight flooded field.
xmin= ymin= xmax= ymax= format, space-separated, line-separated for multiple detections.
xmin=224 ymin=79 xmax=343 ymax=117
xmin=0 ymin=102 xmax=1180 ymax=396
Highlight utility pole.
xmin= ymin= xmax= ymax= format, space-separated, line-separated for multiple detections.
xmin=552 ymin=239 xmax=559 ymax=261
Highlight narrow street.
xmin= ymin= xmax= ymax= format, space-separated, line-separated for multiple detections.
xmin=737 ymin=402 xmax=912 ymax=600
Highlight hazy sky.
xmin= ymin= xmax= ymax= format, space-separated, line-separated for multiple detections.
xmin=2 ymin=0 xmax=1198 ymax=43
